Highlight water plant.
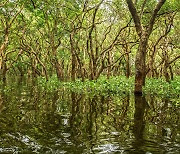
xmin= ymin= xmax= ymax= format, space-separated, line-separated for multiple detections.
xmin=36 ymin=75 xmax=180 ymax=98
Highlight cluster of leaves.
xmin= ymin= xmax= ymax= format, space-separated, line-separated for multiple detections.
xmin=37 ymin=75 xmax=180 ymax=98
xmin=37 ymin=75 xmax=134 ymax=96
xmin=62 ymin=76 xmax=134 ymax=96
xmin=144 ymin=76 xmax=180 ymax=98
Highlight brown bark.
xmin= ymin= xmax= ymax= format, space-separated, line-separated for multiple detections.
xmin=54 ymin=58 xmax=63 ymax=80
xmin=0 ymin=4 xmax=24 ymax=81
xmin=86 ymin=1 xmax=104 ymax=80
xmin=69 ymin=33 xmax=75 ymax=81
xmin=70 ymin=31 xmax=86 ymax=82
xmin=147 ymin=13 xmax=174 ymax=77
xmin=164 ymin=62 xmax=170 ymax=83
xmin=107 ymin=50 xmax=112 ymax=79
xmin=135 ymin=33 xmax=148 ymax=93
xmin=126 ymin=0 xmax=166 ymax=94
xmin=123 ymin=43 xmax=131 ymax=78
xmin=126 ymin=0 xmax=142 ymax=37
xmin=0 ymin=32 xmax=8 ymax=82
xmin=169 ymin=65 xmax=173 ymax=80
xmin=126 ymin=52 xmax=130 ymax=78
xmin=133 ymin=95 xmax=147 ymax=142
xmin=51 ymin=41 xmax=63 ymax=81
xmin=2 ymin=61 xmax=7 ymax=82
xmin=71 ymin=52 xmax=76 ymax=81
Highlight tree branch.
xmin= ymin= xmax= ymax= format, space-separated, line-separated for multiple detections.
xmin=168 ymin=55 xmax=180 ymax=65
xmin=148 ymin=0 xmax=166 ymax=35
xmin=0 ymin=0 xmax=8 ymax=7
xmin=126 ymin=0 xmax=142 ymax=37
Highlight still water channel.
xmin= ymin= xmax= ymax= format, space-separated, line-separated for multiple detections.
xmin=0 ymin=80 xmax=179 ymax=153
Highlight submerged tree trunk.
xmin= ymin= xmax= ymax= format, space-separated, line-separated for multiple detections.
xmin=133 ymin=95 xmax=147 ymax=143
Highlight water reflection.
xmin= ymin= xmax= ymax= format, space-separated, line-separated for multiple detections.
xmin=0 ymin=84 xmax=179 ymax=153
xmin=132 ymin=95 xmax=147 ymax=153
xmin=0 ymin=94 xmax=3 ymax=113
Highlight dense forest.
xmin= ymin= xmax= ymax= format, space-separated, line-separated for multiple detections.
xmin=0 ymin=0 xmax=179 ymax=94
xmin=0 ymin=0 xmax=180 ymax=153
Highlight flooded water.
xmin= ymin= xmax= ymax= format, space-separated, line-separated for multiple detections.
xmin=0 ymin=80 xmax=179 ymax=153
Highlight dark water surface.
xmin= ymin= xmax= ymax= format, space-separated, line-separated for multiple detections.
xmin=0 ymin=81 xmax=179 ymax=153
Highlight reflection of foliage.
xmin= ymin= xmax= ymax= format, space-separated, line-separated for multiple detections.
xmin=0 ymin=83 xmax=179 ymax=153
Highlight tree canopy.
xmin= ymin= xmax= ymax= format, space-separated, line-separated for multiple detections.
xmin=0 ymin=0 xmax=179 ymax=90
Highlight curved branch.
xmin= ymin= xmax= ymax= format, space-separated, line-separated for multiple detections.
xmin=126 ymin=0 xmax=142 ymax=37
xmin=148 ymin=0 xmax=166 ymax=35
xmin=0 ymin=0 xmax=8 ymax=7
xmin=168 ymin=55 xmax=180 ymax=65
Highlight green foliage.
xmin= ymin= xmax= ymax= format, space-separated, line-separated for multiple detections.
xmin=0 ymin=0 xmax=179 ymax=97
xmin=37 ymin=74 xmax=61 ymax=92
xmin=37 ymin=75 xmax=180 ymax=98
xmin=144 ymin=76 xmax=180 ymax=98
xmin=160 ymin=0 xmax=180 ymax=12
xmin=62 ymin=76 xmax=134 ymax=96
xmin=37 ymin=75 xmax=134 ymax=96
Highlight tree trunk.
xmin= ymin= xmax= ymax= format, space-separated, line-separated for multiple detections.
xmin=71 ymin=53 xmax=76 ymax=81
xmin=89 ymin=58 xmax=95 ymax=80
xmin=52 ymin=46 xmax=63 ymax=81
xmin=2 ymin=61 xmax=7 ymax=82
xmin=164 ymin=62 xmax=170 ymax=83
xmin=134 ymin=36 xmax=148 ymax=94
xmin=126 ymin=0 xmax=167 ymax=94
xmin=169 ymin=65 xmax=173 ymax=80
xmin=54 ymin=61 xmax=62 ymax=81
xmin=125 ymin=47 xmax=130 ymax=78
xmin=133 ymin=95 xmax=147 ymax=142
xmin=107 ymin=50 xmax=112 ymax=79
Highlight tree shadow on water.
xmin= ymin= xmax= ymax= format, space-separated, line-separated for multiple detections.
xmin=129 ymin=95 xmax=148 ymax=154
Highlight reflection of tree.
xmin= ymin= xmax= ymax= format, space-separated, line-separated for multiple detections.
xmin=115 ymin=95 xmax=130 ymax=131
xmin=150 ymin=97 xmax=179 ymax=144
xmin=0 ymin=93 xmax=3 ymax=113
xmin=87 ymin=96 xmax=98 ymax=153
xmin=132 ymin=95 xmax=147 ymax=152
xmin=106 ymin=94 xmax=131 ymax=134
xmin=69 ymin=92 xmax=99 ymax=153
xmin=69 ymin=92 xmax=83 ymax=138
xmin=1 ymin=86 xmax=179 ymax=153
